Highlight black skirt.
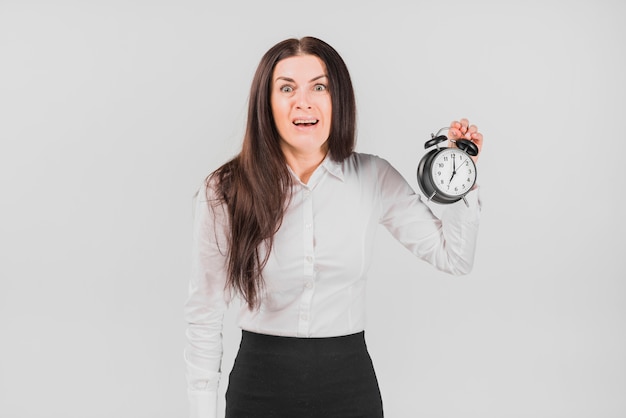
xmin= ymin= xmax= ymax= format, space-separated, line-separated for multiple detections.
xmin=225 ymin=330 xmax=384 ymax=418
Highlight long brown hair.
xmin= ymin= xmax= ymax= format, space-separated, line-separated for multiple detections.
xmin=208 ymin=37 xmax=356 ymax=309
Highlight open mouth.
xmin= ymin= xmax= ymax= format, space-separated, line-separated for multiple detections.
xmin=293 ymin=119 xmax=319 ymax=127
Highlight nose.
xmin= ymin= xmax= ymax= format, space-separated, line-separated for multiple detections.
xmin=295 ymin=89 xmax=312 ymax=109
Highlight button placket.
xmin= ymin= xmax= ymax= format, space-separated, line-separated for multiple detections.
xmin=302 ymin=187 xmax=315 ymax=277
xmin=298 ymin=186 xmax=315 ymax=337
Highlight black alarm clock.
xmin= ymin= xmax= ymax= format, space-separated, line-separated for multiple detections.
xmin=417 ymin=127 xmax=479 ymax=206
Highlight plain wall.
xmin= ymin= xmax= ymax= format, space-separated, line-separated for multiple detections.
xmin=1 ymin=0 xmax=624 ymax=417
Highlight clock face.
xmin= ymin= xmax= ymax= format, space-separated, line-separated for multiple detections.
xmin=430 ymin=148 xmax=476 ymax=197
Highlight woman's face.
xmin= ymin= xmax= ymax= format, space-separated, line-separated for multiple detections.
xmin=270 ymin=54 xmax=332 ymax=160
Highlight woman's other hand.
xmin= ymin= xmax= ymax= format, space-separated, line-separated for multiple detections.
xmin=448 ymin=118 xmax=483 ymax=163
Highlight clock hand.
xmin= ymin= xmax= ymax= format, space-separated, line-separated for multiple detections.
xmin=448 ymin=154 xmax=457 ymax=183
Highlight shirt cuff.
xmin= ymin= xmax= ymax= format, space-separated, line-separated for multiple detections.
xmin=188 ymin=390 xmax=218 ymax=418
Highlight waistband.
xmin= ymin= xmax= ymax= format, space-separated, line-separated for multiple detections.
xmin=240 ymin=330 xmax=366 ymax=354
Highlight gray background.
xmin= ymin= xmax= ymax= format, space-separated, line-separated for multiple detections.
xmin=1 ymin=0 xmax=624 ymax=417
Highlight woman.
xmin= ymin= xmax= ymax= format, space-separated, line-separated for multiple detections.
xmin=185 ymin=36 xmax=483 ymax=418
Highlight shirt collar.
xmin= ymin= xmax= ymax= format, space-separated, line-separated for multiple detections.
xmin=287 ymin=153 xmax=346 ymax=188
xmin=319 ymin=153 xmax=345 ymax=182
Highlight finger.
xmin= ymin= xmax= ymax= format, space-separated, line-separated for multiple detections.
xmin=471 ymin=132 xmax=483 ymax=144
xmin=459 ymin=118 xmax=470 ymax=134
xmin=448 ymin=128 xmax=462 ymax=140
xmin=470 ymin=132 xmax=484 ymax=152
xmin=465 ymin=124 xmax=478 ymax=140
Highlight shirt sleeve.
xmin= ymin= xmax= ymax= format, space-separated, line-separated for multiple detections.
xmin=374 ymin=156 xmax=481 ymax=275
xmin=184 ymin=181 xmax=232 ymax=418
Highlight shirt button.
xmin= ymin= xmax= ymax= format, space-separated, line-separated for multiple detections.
xmin=305 ymin=281 xmax=313 ymax=289
xmin=305 ymin=223 xmax=312 ymax=229
xmin=305 ymin=256 xmax=313 ymax=263
xmin=303 ymin=189 xmax=310 ymax=197
xmin=301 ymin=313 xmax=308 ymax=321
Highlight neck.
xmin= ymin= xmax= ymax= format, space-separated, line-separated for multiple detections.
xmin=283 ymin=149 xmax=327 ymax=184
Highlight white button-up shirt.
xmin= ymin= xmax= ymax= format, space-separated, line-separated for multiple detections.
xmin=184 ymin=152 xmax=481 ymax=417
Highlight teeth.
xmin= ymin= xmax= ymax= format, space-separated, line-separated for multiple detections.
xmin=294 ymin=119 xmax=318 ymax=125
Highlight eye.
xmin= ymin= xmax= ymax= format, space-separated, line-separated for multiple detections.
xmin=313 ymin=84 xmax=327 ymax=92
xmin=280 ymin=85 xmax=294 ymax=93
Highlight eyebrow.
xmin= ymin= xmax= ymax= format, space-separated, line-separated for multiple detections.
xmin=274 ymin=74 xmax=328 ymax=84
